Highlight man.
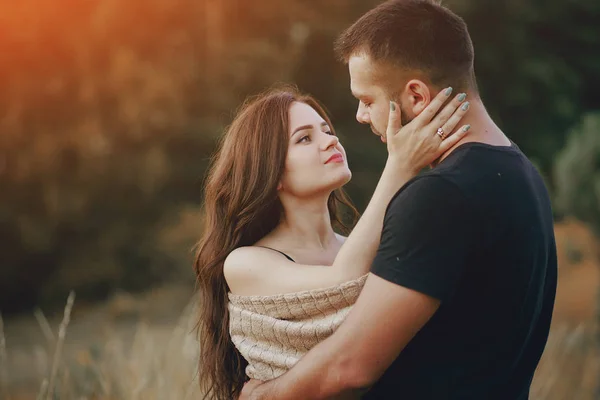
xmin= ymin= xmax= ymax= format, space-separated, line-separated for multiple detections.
xmin=241 ymin=0 xmax=557 ymax=398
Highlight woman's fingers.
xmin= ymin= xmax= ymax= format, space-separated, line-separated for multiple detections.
xmin=438 ymin=124 xmax=471 ymax=153
xmin=436 ymin=100 xmax=470 ymax=141
xmin=384 ymin=87 xmax=472 ymax=170
xmin=412 ymin=87 xmax=454 ymax=126
xmin=429 ymin=93 xmax=468 ymax=135
xmin=386 ymin=101 xmax=402 ymax=142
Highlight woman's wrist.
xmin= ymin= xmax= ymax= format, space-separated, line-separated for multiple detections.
xmin=382 ymin=158 xmax=419 ymax=182
xmin=373 ymin=163 xmax=415 ymax=199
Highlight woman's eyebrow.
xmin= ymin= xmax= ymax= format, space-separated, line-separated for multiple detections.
xmin=292 ymin=124 xmax=313 ymax=135
xmin=292 ymin=122 xmax=328 ymax=136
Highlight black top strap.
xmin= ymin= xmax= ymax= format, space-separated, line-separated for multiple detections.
xmin=255 ymin=246 xmax=295 ymax=262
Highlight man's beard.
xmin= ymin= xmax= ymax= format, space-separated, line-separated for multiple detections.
xmin=400 ymin=103 xmax=413 ymax=126
xmin=373 ymin=103 xmax=414 ymax=137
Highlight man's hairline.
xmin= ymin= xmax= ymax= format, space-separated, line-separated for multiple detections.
xmin=345 ymin=48 xmax=479 ymax=100
xmin=346 ymin=49 xmax=435 ymax=101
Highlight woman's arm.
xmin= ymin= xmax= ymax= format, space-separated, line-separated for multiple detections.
xmin=225 ymin=88 xmax=471 ymax=296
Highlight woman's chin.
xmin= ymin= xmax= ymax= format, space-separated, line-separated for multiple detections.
xmin=342 ymin=172 xmax=352 ymax=186
xmin=331 ymin=171 xmax=352 ymax=189
xmin=291 ymin=171 xmax=352 ymax=197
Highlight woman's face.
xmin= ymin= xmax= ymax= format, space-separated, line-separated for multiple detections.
xmin=280 ymin=102 xmax=352 ymax=197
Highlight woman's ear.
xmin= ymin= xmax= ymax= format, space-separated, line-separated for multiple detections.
xmin=277 ymin=182 xmax=283 ymax=191
xmin=405 ymin=79 xmax=432 ymax=116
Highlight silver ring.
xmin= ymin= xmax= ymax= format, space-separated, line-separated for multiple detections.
xmin=436 ymin=127 xmax=446 ymax=140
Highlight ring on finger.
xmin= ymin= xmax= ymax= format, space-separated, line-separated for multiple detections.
xmin=436 ymin=127 xmax=446 ymax=140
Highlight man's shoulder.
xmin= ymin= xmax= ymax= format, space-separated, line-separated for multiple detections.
xmin=385 ymin=142 xmax=534 ymax=217
xmin=393 ymin=173 xmax=464 ymax=200
xmin=386 ymin=174 xmax=466 ymax=216
xmin=390 ymin=143 xmax=481 ymax=203
xmin=394 ymin=142 xmax=530 ymax=201
xmin=434 ymin=141 xmax=525 ymax=172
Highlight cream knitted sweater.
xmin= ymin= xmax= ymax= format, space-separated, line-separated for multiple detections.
xmin=228 ymin=274 xmax=368 ymax=381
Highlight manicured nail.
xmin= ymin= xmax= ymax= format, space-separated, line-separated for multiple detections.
xmin=461 ymin=101 xmax=470 ymax=111
xmin=390 ymin=101 xmax=396 ymax=111
xmin=457 ymin=93 xmax=466 ymax=102
xmin=463 ymin=124 xmax=471 ymax=132
xmin=444 ymin=87 xmax=453 ymax=96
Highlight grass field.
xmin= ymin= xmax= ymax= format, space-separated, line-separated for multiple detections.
xmin=1 ymin=220 xmax=598 ymax=399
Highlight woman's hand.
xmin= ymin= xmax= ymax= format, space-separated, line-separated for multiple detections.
xmin=386 ymin=87 xmax=471 ymax=176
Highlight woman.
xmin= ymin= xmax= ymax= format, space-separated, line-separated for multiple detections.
xmin=194 ymin=85 xmax=470 ymax=399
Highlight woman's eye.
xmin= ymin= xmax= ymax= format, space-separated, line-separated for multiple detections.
xmin=298 ymin=135 xmax=310 ymax=143
xmin=325 ymin=130 xmax=334 ymax=135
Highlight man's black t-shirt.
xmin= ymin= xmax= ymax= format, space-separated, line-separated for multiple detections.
xmin=365 ymin=142 xmax=557 ymax=399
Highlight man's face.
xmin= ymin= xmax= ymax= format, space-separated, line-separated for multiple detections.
xmin=348 ymin=54 xmax=413 ymax=143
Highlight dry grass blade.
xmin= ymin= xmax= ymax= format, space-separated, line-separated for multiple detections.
xmin=0 ymin=313 xmax=9 ymax=399
xmin=45 ymin=291 xmax=75 ymax=400
xmin=34 ymin=307 xmax=56 ymax=346
xmin=36 ymin=379 xmax=49 ymax=400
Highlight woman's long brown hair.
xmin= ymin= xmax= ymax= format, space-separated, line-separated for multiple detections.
xmin=194 ymin=85 xmax=359 ymax=399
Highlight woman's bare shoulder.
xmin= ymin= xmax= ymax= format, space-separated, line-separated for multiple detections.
xmin=223 ymin=246 xmax=293 ymax=292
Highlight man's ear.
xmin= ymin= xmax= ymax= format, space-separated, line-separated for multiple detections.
xmin=404 ymin=79 xmax=432 ymax=116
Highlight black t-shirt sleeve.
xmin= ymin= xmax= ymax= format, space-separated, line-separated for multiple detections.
xmin=371 ymin=176 xmax=475 ymax=302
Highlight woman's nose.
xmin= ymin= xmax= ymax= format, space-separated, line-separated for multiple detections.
xmin=323 ymin=133 xmax=339 ymax=149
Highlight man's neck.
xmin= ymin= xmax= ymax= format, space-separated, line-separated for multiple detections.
xmin=437 ymin=98 xmax=511 ymax=163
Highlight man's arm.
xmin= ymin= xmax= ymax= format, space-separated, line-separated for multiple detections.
xmin=243 ymin=273 xmax=440 ymax=400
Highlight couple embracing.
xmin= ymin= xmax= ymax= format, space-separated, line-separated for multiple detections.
xmin=194 ymin=1 xmax=557 ymax=399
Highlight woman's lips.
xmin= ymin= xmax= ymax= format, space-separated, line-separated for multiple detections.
xmin=325 ymin=154 xmax=344 ymax=164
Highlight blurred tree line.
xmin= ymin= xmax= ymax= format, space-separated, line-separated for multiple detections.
xmin=1 ymin=0 xmax=599 ymax=314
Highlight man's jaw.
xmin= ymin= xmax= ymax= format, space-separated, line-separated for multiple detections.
xmin=371 ymin=127 xmax=386 ymax=143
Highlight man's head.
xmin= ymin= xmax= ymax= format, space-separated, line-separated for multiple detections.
xmin=335 ymin=0 xmax=477 ymax=139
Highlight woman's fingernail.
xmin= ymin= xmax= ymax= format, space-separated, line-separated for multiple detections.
xmin=463 ymin=124 xmax=471 ymax=132
xmin=461 ymin=101 xmax=470 ymax=111
xmin=390 ymin=101 xmax=396 ymax=111
xmin=457 ymin=93 xmax=467 ymax=102
xmin=444 ymin=87 xmax=453 ymax=96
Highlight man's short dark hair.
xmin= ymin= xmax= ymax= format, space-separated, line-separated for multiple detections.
xmin=334 ymin=0 xmax=477 ymax=92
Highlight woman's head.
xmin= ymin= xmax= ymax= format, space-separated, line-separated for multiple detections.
xmin=194 ymin=85 xmax=357 ymax=399
xmin=282 ymin=100 xmax=352 ymax=199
